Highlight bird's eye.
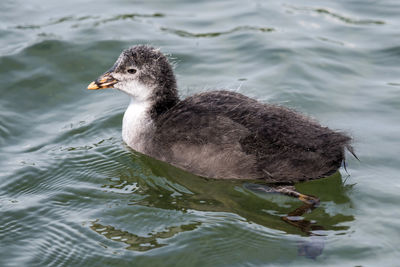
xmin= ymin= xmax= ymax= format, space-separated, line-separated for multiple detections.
xmin=127 ymin=68 xmax=137 ymax=74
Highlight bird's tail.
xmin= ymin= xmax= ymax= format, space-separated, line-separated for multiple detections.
xmin=346 ymin=144 xmax=359 ymax=161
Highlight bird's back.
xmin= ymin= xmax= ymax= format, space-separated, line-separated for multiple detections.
xmin=149 ymin=90 xmax=351 ymax=183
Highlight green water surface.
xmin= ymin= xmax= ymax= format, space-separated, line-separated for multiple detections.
xmin=1 ymin=0 xmax=400 ymax=266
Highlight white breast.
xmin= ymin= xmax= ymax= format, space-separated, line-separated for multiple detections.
xmin=122 ymin=98 xmax=153 ymax=152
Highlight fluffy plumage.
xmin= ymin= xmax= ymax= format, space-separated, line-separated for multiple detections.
xmin=89 ymin=45 xmax=353 ymax=184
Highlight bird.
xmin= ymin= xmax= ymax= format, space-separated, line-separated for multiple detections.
xmin=87 ymin=45 xmax=354 ymax=188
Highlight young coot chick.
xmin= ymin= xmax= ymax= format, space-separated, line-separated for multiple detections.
xmin=88 ymin=45 xmax=353 ymax=184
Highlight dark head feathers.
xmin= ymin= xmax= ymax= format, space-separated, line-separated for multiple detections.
xmin=114 ymin=45 xmax=179 ymax=117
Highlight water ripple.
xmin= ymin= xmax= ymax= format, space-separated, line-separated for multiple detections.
xmin=13 ymin=13 xmax=165 ymax=30
xmin=161 ymin=26 xmax=274 ymax=38
xmin=14 ymin=15 xmax=97 ymax=30
xmin=92 ymin=13 xmax=165 ymax=26
xmin=286 ymin=5 xmax=385 ymax=25
xmin=32 ymin=221 xmax=101 ymax=266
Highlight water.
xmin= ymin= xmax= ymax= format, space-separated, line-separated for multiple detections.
xmin=1 ymin=0 xmax=400 ymax=266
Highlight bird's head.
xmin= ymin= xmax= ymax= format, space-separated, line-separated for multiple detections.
xmin=88 ymin=45 xmax=177 ymax=103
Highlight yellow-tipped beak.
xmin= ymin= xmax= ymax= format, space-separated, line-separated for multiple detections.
xmin=87 ymin=74 xmax=118 ymax=90
xmin=87 ymin=81 xmax=100 ymax=90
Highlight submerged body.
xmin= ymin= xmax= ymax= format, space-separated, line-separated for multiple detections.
xmin=88 ymin=45 xmax=352 ymax=184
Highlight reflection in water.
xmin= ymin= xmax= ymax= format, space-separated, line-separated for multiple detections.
xmin=91 ymin=221 xmax=201 ymax=251
xmin=297 ymin=235 xmax=325 ymax=260
xmin=282 ymin=204 xmax=325 ymax=259
xmin=94 ymin=151 xmax=354 ymax=258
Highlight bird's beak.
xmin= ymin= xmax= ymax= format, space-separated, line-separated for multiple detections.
xmin=87 ymin=72 xmax=118 ymax=90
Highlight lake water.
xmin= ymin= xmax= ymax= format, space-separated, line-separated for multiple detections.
xmin=1 ymin=0 xmax=400 ymax=266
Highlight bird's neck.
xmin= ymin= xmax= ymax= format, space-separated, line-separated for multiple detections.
xmin=149 ymin=84 xmax=179 ymax=120
xmin=122 ymin=97 xmax=154 ymax=152
xmin=122 ymin=82 xmax=179 ymax=152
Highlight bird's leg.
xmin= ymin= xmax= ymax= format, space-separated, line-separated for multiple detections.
xmin=273 ymin=186 xmax=321 ymax=234
xmin=243 ymin=183 xmax=320 ymax=206
xmin=274 ymin=186 xmax=320 ymax=206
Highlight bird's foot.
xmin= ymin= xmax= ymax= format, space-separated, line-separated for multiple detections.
xmin=243 ymin=183 xmax=320 ymax=206
xmin=275 ymin=186 xmax=320 ymax=206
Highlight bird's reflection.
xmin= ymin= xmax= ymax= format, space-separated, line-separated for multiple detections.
xmin=93 ymin=151 xmax=354 ymax=258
